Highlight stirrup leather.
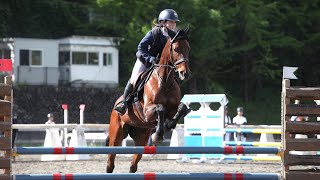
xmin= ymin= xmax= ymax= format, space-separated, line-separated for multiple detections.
xmin=114 ymin=101 xmax=127 ymax=115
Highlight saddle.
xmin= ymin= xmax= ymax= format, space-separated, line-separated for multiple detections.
xmin=125 ymin=64 xmax=180 ymax=120
xmin=126 ymin=65 xmax=155 ymax=105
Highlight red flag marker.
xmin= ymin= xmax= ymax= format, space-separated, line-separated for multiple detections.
xmin=0 ymin=59 xmax=12 ymax=72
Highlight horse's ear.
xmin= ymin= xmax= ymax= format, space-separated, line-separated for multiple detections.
xmin=167 ymin=28 xmax=176 ymax=39
xmin=184 ymin=26 xmax=190 ymax=35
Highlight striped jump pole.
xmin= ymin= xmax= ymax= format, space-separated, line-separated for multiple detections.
xmin=221 ymin=155 xmax=281 ymax=161
xmin=225 ymin=142 xmax=281 ymax=147
xmin=14 ymin=146 xmax=281 ymax=155
xmin=13 ymin=172 xmax=280 ymax=180
xmin=224 ymin=128 xmax=281 ymax=134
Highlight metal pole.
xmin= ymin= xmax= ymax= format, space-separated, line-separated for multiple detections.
xmin=62 ymin=104 xmax=68 ymax=147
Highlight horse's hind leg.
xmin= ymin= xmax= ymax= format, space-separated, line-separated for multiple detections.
xmin=106 ymin=111 xmax=123 ymax=173
xmin=129 ymin=127 xmax=151 ymax=173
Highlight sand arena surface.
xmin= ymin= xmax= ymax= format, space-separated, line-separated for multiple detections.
xmin=12 ymin=154 xmax=282 ymax=174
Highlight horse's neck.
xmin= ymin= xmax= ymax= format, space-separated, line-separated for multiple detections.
xmin=155 ymin=59 xmax=174 ymax=84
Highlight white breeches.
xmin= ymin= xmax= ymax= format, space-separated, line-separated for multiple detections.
xmin=130 ymin=59 xmax=146 ymax=84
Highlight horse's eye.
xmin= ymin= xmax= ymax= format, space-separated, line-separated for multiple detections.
xmin=174 ymin=48 xmax=178 ymax=52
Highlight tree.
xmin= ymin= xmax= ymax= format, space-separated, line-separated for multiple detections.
xmin=1 ymin=0 xmax=90 ymax=38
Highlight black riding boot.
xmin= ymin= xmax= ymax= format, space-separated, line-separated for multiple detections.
xmin=114 ymin=81 xmax=134 ymax=115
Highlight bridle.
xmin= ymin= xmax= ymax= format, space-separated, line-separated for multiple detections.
xmin=154 ymin=38 xmax=189 ymax=72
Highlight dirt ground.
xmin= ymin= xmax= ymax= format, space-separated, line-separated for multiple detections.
xmin=12 ymin=154 xmax=282 ymax=174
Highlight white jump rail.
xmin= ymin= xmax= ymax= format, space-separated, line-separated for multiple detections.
xmin=12 ymin=124 xmax=109 ymax=130
xmin=12 ymin=124 xmax=280 ymax=130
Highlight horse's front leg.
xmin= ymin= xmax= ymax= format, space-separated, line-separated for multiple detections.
xmin=129 ymin=128 xmax=151 ymax=173
xmin=151 ymin=104 xmax=165 ymax=143
xmin=106 ymin=111 xmax=123 ymax=173
xmin=165 ymin=103 xmax=191 ymax=131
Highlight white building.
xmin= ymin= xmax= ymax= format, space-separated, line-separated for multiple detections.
xmin=0 ymin=36 xmax=122 ymax=87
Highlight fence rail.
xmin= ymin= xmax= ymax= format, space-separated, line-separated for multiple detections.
xmin=14 ymin=146 xmax=281 ymax=155
xmin=14 ymin=173 xmax=280 ymax=180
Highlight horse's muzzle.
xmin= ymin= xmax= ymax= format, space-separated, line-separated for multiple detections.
xmin=178 ymin=71 xmax=191 ymax=80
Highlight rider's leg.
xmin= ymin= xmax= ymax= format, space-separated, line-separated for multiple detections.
xmin=114 ymin=59 xmax=146 ymax=115
xmin=114 ymin=80 xmax=133 ymax=115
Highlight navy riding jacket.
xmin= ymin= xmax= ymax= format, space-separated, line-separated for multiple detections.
xmin=136 ymin=27 xmax=168 ymax=67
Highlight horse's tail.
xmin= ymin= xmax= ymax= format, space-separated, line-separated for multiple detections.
xmin=105 ymin=133 xmax=109 ymax=146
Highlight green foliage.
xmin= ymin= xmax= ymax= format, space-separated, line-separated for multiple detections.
xmin=1 ymin=0 xmax=319 ymax=124
xmin=0 ymin=0 xmax=90 ymax=38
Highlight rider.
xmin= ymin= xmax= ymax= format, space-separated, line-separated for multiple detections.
xmin=114 ymin=9 xmax=180 ymax=115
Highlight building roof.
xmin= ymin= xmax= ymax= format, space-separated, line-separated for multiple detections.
xmin=1 ymin=35 xmax=124 ymax=46
xmin=59 ymin=35 xmax=123 ymax=46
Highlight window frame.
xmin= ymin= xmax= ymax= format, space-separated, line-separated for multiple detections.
xmin=71 ymin=51 xmax=99 ymax=65
xmin=0 ymin=49 xmax=11 ymax=59
xmin=88 ymin=52 xmax=99 ymax=65
xmin=71 ymin=51 xmax=87 ymax=65
xmin=59 ymin=51 xmax=71 ymax=65
xmin=30 ymin=50 xmax=42 ymax=66
xmin=103 ymin=52 xmax=113 ymax=66
xmin=19 ymin=49 xmax=43 ymax=66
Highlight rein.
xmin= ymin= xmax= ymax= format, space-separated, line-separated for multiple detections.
xmin=154 ymin=40 xmax=188 ymax=72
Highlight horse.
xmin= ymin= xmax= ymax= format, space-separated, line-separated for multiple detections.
xmin=106 ymin=28 xmax=191 ymax=173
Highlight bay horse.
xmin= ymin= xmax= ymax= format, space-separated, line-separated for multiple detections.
xmin=106 ymin=28 xmax=191 ymax=173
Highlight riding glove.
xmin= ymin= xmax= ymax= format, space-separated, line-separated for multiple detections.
xmin=149 ymin=56 xmax=159 ymax=64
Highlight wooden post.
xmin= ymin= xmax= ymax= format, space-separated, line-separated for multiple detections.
xmin=282 ymin=80 xmax=320 ymax=179
xmin=282 ymin=79 xmax=290 ymax=179
xmin=0 ymin=76 xmax=12 ymax=180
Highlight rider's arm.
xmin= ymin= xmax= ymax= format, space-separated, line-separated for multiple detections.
xmin=136 ymin=31 xmax=155 ymax=64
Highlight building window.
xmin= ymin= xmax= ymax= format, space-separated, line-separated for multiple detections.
xmin=31 ymin=50 xmax=42 ymax=65
xmin=103 ymin=53 xmax=112 ymax=66
xmin=88 ymin=52 xmax=99 ymax=65
xmin=19 ymin=49 xmax=42 ymax=66
xmin=71 ymin=51 xmax=99 ymax=65
xmin=0 ymin=49 xmax=11 ymax=59
xmin=72 ymin=52 xmax=86 ymax=65
xmin=20 ymin=50 xmax=29 ymax=65
xmin=59 ymin=51 xmax=70 ymax=65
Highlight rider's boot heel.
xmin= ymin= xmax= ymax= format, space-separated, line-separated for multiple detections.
xmin=114 ymin=81 xmax=133 ymax=115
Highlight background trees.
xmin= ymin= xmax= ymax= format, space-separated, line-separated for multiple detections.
xmin=1 ymin=0 xmax=319 ymax=124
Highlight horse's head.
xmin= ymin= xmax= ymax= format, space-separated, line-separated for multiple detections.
xmin=166 ymin=27 xmax=191 ymax=80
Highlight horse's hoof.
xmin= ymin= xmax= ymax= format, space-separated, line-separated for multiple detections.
xmin=106 ymin=167 xmax=113 ymax=173
xmin=151 ymin=133 xmax=164 ymax=144
xmin=129 ymin=165 xmax=137 ymax=173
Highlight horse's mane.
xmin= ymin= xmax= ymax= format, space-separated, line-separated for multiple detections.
xmin=168 ymin=27 xmax=189 ymax=42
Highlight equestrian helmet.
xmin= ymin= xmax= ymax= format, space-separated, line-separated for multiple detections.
xmin=237 ymin=107 xmax=244 ymax=112
xmin=47 ymin=113 xmax=54 ymax=118
xmin=158 ymin=9 xmax=180 ymax=22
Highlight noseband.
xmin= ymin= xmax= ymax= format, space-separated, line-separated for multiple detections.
xmin=154 ymin=40 xmax=188 ymax=72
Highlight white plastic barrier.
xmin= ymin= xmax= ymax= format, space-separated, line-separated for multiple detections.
xmin=167 ymin=129 xmax=183 ymax=159
xmin=181 ymin=94 xmax=228 ymax=159
xmin=42 ymin=103 xmax=91 ymax=161
xmin=41 ymin=128 xmax=65 ymax=161
xmin=66 ymin=104 xmax=90 ymax=160
xmin=66 ymin=127 xmax=90 ymax=160
xmin=257 ymin=133 xmax=276 ymax=157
